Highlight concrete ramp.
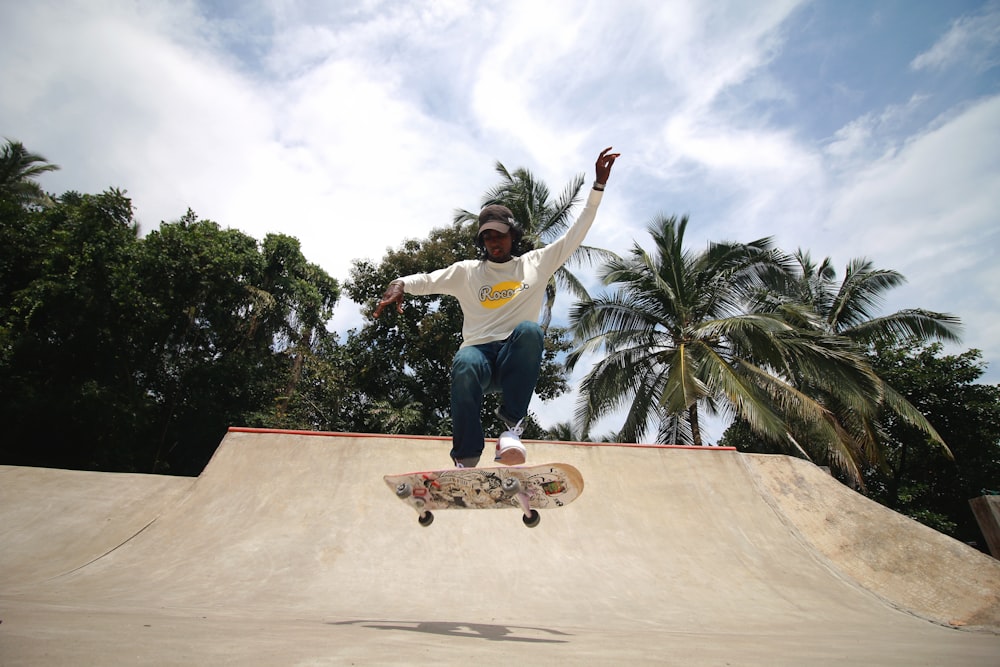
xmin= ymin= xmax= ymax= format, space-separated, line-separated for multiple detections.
xmin=1 ymin=428 xmax=999 ymax=666
xmin=0 ymin=465 xmax=194 ymax=584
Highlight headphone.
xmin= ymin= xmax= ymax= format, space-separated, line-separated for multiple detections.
xmin=474 ymin=204 xmax=525 ymax=260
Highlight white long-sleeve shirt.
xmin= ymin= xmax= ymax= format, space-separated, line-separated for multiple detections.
xmin=400 ymin=188 xmax=604 ymax=347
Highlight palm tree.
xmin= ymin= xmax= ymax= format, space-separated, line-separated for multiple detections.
xmin=754 ymin=250 xmax=962 ymax=470
xmin=567 ymin=215 xmax=883 ymax=481
xmin=454 ymin=161 xmax=617 ymax=331
xmin=543 ymin=420 xmax=620 ymax=443
xmin=544 ymin=421 xmax=583 ymax=442
xmin=781 ymin=250 xmax=962 ymax=346
xmin=0 ymin=139 xmax=59 ymax=207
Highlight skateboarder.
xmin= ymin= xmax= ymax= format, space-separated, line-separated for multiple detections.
xmin=374 ymin=147 xmax=620 ymax=468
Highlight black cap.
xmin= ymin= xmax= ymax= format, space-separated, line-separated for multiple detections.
xmin=477 ymin=204 xmax=516 ymax=238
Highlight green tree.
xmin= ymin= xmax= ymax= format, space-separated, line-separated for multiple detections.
xmin=453 ymin=162 xmax=617 ymax=331
xmin=568 ymin=215 xmax=882 ymax=483
xmin=0 ymin=188 xmax=144 ymax=470
xmin=543 ymin=421 xmax=581 ymax=442
xmin=256 ymin=234 xmax=341 ymax=420
xmin=246 ymin=317 xmax=353 ymax=432
xmin=0 ymin=139 xmax=59 ymax=207
xmin=865 ymin=341 xmax=1000 ymax=547
xmin=541 ymin=420 xmax=619 ymax=443
xmin=133 ymin=213 xmax=340 ymax=472
xmin=776 ymin=252 xmax=960 ymax=346
xmin=0 ymin=187 xmax=341 ymax=474
xmin=747 ymin=251 xmax=962 ymax=481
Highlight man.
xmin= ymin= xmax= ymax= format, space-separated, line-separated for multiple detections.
xmin=374 ymin=146 xmax=620 ymax=467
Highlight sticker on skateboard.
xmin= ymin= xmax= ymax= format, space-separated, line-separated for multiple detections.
xmin=384 ymin=463 xmax=584 ymax=528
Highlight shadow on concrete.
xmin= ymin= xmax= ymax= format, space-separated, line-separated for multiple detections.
xmin=329 ymin=618 xmax=572 ymax=643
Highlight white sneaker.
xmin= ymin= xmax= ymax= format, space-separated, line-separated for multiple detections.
xmin=494 ymin=429 xmax=526 ymax=466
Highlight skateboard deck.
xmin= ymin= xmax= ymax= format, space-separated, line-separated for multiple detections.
xmin=384 ymin=463 xmax=584 ymax=528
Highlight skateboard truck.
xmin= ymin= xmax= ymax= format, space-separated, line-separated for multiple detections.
xmin=502 ymin=477 xmax=541 ymax=528
xmin=395 ymin=482 xmax=436 ymax=526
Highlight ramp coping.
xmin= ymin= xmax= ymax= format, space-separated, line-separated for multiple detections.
xmin=226 ymin=426 xmax=737 ymax=451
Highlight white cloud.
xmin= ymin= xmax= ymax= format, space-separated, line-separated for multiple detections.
xmin=809 ymin=95 xmax=1000 ymax=376
xmin=824 ymin=95 xmax=929 ymax=166
xmin=911 ymin=3 xmax=1000 ymax=73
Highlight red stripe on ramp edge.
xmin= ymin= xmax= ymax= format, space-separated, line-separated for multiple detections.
xmin=226 ymin=426 xmax=736 ymax=451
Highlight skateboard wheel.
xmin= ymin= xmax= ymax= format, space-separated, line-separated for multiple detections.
xmin=418 ymin=511 xmax=434 ymax=527
xmin=522 ymin=509 xmax=540 ymax=528
xmin=501 ymin=477 xmax=522 ymax=495
xmin=395 ymin=482 xmax=413 ymax=499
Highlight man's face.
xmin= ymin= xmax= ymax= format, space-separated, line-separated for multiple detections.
xmin=480 ymin=229 xmax=513 ymax=263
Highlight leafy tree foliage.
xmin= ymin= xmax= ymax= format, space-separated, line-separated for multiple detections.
xmin=0 ymin=139 xmax=59 ymax=208
xmin=746 ymin=251 xmax=962 ymax=482
xmin=567 ymin=215 xmax=880 ymax=476
xmin=727 ymin=342 xmax=1000 ymax=547
xmin=1 ymin=189 xmax=145 ymax=471
xmin=0 ymin=183 xmax=340 ymax=474
xmin=864 ymin=341 xmax=1000 ymax=547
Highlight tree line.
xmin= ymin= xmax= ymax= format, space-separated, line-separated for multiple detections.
xmin=2 ymin=139 xmax=997 ymax=548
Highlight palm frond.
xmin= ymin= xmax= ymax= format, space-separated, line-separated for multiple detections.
xmin=828 ymin=262 xmax=904 ymax=330
xmin=847 ymin=309 xmax=962 ymax=346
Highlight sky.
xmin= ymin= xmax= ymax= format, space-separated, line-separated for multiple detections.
xmin=3 ymin=0 xmax=999 ymax=442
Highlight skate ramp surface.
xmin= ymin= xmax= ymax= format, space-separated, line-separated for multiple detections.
xmin=1 ymin=428 xmax=999 ymax=666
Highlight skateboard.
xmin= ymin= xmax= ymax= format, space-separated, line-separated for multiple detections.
xmin=384 ymin=463 xmax=584 ymax=528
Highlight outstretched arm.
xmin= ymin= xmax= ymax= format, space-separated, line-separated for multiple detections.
xmin=531 ymin=146 xmax=622 ymax=271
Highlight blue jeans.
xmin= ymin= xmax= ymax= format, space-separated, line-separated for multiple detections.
xmin=450 ymin=321 xmax=544 ymax=462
